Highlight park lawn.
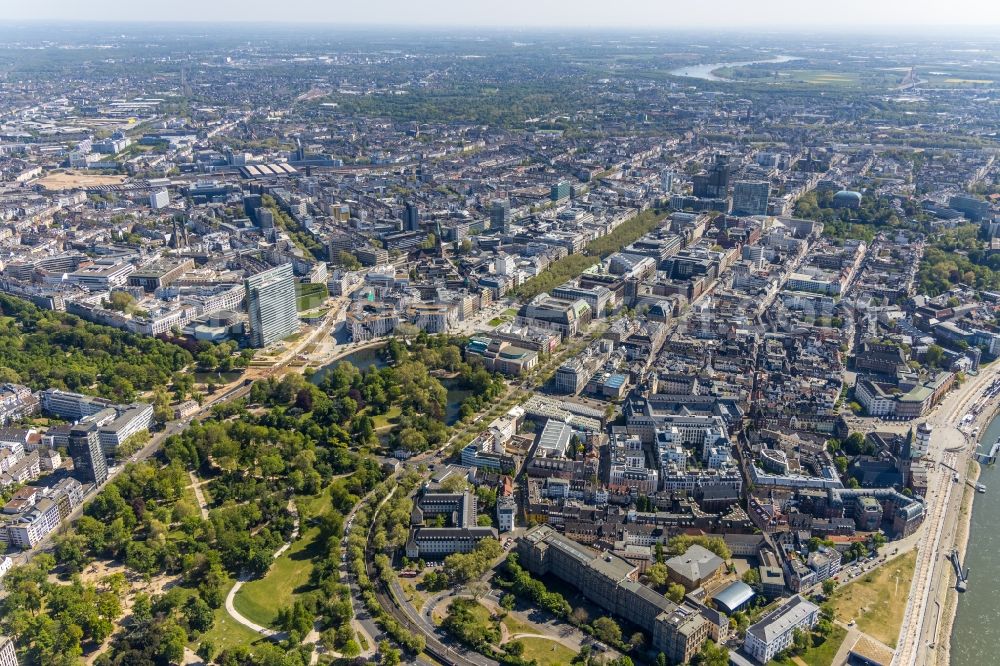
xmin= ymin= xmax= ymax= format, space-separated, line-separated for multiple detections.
xmin=830 ymin=550 xmax=916 ymax=648
xmin=437 ymin=599 xmax=492 ymax=627
xmin=400 ymin=580 xmax=427 ymax=610
xmin=500 ymin=613 xmax=536 ymax=636
xmin=461 ymin=600 xmax=493 ymax=623
xmin=516 ymin=637 xmax=577 ymax=666
xmin=197 ymin=581 xmax=264 ymax=654
xmin=296 ymin=488 xmax=333 ymax=521
xmin=232 ymin=491 xmax=332 ymax=627
xmin=771 ymin=625 xmax=847 ymax=666
xmin=370 ymin=405 xmax=402 ymax=430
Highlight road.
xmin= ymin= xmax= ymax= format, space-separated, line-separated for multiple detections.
xmin=892 ymin=362 xmax=1000 ymax=666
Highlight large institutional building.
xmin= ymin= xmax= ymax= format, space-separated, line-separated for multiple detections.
xmin=516 ymin=525 xmax=710 ymax=664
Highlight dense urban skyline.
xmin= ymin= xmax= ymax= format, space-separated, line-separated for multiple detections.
xmin=2 ymin=17 xmax=1000 ymax=666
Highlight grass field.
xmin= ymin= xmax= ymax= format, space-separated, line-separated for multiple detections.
xmin=516 ymin=637 xmax=577 ymax=666
xmin=371 ymin=405 xmax=402 ymax=430
xmin=830 ymin=550 xmax=916 ymax=648
xmin=198 ymin=581 xmax=264 ymax=653
xmin=500 ymin=613 xmax=536 ymax=637
xmin=783 ymin=70 xmax=861 ymax=86
xmin=232 ymin=491 xmax=332 ymax=627
xmin=771 ymin=625 xmax=848 ymax=666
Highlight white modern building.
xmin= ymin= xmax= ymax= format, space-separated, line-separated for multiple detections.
xmin=744 ymin=594 xmax=819 ymax=663
xmin=149 ymin=189 xmax=170 ymax=209
xmin=245 ymin=264 xmax=299 ymax=348
xmin=913 ymin=422 xmax=932 ymax=459
xmin=497 ymin=496 xmax=516 ymax=532
xmin=97 ymin=403 xmax=155 ymax=456
xmin=0 ymin=635 xmax=17 ymax=666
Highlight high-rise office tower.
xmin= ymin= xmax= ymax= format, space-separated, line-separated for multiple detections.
xmin=246 ymin=264 xmax=299 ymax=348
xmin=490 ymin=198 xmax=511 ymax=232
xmin=692 ymin=154 xmax=732 ymax=199
xmin=69 ymin=422 xmax=107 ymax=486
xmin=404 ymin=202 xmax=421 ymax=232
xmin=732 ymin=181 xmax=771 ymax=216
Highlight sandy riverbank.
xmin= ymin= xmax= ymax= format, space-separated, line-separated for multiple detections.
xmin=933 ymin=395 xmax=1000 ymax=664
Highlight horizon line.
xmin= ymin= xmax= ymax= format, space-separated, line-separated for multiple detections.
xmin=2 ymin=19 xmax=1000 ymax=32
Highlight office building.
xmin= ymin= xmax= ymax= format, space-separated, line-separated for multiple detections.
xmin=517 ymin=526 xmax=709 ymax=664
xmin=0 ymin=637 xmax=16 ymax=666
xmin=69 ymin=421 xmax=107 ymax=486
xmin=149 ymin=189 xmax=170 ymax=210
xmin=404 ymin=202 xmax=421 ymax=232
xmin=550 ymin=180 xmax=570 ymax=202
xmin=692 ymin=154 xmax=731 ymax=199
xmin=405 ymin=490 xmax=497 ymax=558
xmin=732 ymin=181 xmax=770 ymax=216
xmin=245 ymin=264 xmax=299 ymax=348
xmin=97 ymin=403 xmax=154 ymax=456
xmin=128 ymin=258 xmax=196 ymax=292
xmin=40 ymin=389 xmax=113 ymax=421
xmin=948 ymin=194 xmax=991 ymax=221
xmin=490 ymin=198 xmax=511 ymax=232
xmin=744 ymin=594 xmax=819 ymax=664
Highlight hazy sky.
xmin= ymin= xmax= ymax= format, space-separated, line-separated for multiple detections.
xmin=5 ymin=0 xmax=1000 ymax=29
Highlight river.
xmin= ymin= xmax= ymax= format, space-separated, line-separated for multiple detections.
xmin=951 ymin=410 xmax=1000 ymax=664
xmin=669 ymin=55 xmax=801 ymax=81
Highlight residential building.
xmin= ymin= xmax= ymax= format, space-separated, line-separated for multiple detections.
xmin=497 ymin=496 xmax=516 ymax=532
xmin=149 ymin=189 xmax=170 ymax=209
